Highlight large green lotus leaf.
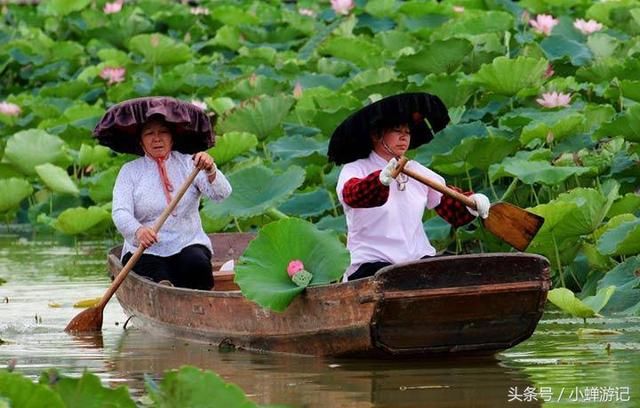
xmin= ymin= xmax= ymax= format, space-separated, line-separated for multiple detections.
xmin=594 ymin=214 xmax=636 ymax=242
xmin=547 ymin=288 xmax=600 ymax=318
xmin=46 ymin=0 xmax=90 ymax=15
xmin=431 ymin=10 xmax=514 ymax=38
xmin=0 ymin=164 xmax=23 ymax=179
xmin=146 ymin=366 xmax=255 ymax=407
xmin=375 ymin=30 xmax=416 ymax=54
xmin=396 ymin=38 xmax=472 ymax=75
xmin=596 ymin=104 xmax=640 ymax=143
xmin=587 ymin=33 xmax=620 ymax=61
xmin=208 ymin=132 xmax=258 ymax=166
xmin=236 ymin=218 xmax=349 ymax=311
xmin=597 ymin=218 xmax=640 ymax=256
xmin=582 ymin=285 xmax=617 ymax=314
xmin=316 ymin=214 xmax=346 ymax=234
xmin=519 ymin=113 xmax=585 ymax=146
xmin=278 ymin=189 xmax=333 ymax=218
xmin=431 ymin=136 xmax=520 ymax=175
xmin=0 ymin=178 xmax=32 ymax=213
xmin=413 ymin=73 xmax=475 ymax=108
xmin=87 ymin=167 xmax=118 ymax=204
xmin=553 ymin=188 xmax=614 ymax=237
xmin=607 ymin=193 xmax=640 ymax=218
xmin=209 ymin=4 xmax=259 ymax=25
xmin=319 ymin=36 xmax=385 ymax=68
xmin=35 ymin=164 xmax=79 ymax=196
xmin=413 ymin=121 xmax=488 ymax=166
xmin=217 ymin=95 xmax=294 ymax=139
xmin=200 ymin=209 xmax=232 ymax=233
xmin=51 ymin=206 xmax=111 ymax=235
xmin=0 ymin=371 xmax=65 ymax=408
xmin=598 ymin=256 xmax=640 ymax=314
xmin=471 ymin=56 xmax=547 ymax=96
xmin=489 ymin=158 xmax=590 ymax=185
xmin=128 ymin=34 xmax=192 ymax=65
xmin=540 ymin=36 xmax=593 ymax=66
xmin=41 ymin=370 xmax=136 ymax=408
xmin=267 ymin=135 xmax=326 ymax=160
xmin=4 ymin=129 xmax=66 ymax=175
xmin=78 ymin=144 xmax=111 ymax=167
xmin=341 ymin=67 xmax=399 ymax=92
xmin=202 ymin=165 xmax=305 ymax=220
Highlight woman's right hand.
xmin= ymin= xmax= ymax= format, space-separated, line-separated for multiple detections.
xmin=135 ymin=226 xmax=158 ymax=248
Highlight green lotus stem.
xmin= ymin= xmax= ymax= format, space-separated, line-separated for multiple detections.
xmin=464 ymin=167 xmax=473 ymax=192
xmin=266 ymin=208 xmax=289 ymax=220
xmin=233 ymin=217 xmax=242 ymax=232
xmin=262 ymin=142 xmax=271 ymax=161
xmin=500 ymin=178 xmax=518 ymax=202
xmin=551 ymin=231 xmax=565 ymax=288
xmin=531 ymin=185 xmax=540 ymax=206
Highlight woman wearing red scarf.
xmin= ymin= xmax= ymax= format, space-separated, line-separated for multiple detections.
xmin=96 ymin=97 xmax=231 ymax=290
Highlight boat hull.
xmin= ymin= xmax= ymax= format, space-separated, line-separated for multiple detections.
xmin=109 ymin=233 xmax=550 ymax=357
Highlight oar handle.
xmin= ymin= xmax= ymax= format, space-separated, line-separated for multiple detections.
xmin=394 ymin=157 xmax=476 ymax=209
xmin=96 ymin=167 xmax=201 ymax=309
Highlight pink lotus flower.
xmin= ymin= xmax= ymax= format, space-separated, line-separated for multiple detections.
xmin=191 ymin=99 xmax=207 ymax=111
xmin=293 ymin=82 xmax=303 ymax=99
xmin=529 ymin=14 xmax=559 ymax=36
xmin=536 ymin=92 xmax=572 ymax=108
xmin=331 ymin=0 xmax=354 ymax=16
xmin=287 ymin=260 xmax=305 ymax=277
xmin=298 ymin=8 xmax=315 ymax=17
xmin=103 ymin=0 xmax=123 ymax=14
xmin=0 ymin=101 xmax=21 ymax=116
xmin=574 ymin=19 xmax=603 ymax=35
xmin=99 ymin=67 xmax=126 ymax=85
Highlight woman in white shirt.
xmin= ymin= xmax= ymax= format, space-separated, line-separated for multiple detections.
xmin=95 ymin=97 xmax=231 ymax=290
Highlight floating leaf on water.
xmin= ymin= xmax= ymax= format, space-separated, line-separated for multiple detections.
xmin=73 ymin=297 xmax=101 ymax=308
xmin=576 ymin=328 xmax=623 ymax=336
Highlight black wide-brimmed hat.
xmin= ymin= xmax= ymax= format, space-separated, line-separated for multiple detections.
xmin=327 ymin=92 xmax=450 ymax=165
xmin=93 ymin=96 xmax=214 ymax=155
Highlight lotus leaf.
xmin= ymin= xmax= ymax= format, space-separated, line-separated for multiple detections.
xmin=396 ymin=38 xmax=472 ymax=75
xmin=489 ymin=158 xmax=590 ymax=185
xmin=596 ymin=104 xmax=640 ymax=143
xmin=316 ymin=214 xmax=347 ymax=234
xmin=128 ymin=34 xmax=192 ymax=66
xmin=431 ymin=136 xmax=520 ymax=175
xmin=0 ymin=164 xmax=23 ymax=180
xmin=519 ymin=113 xmax=585 ymax=146
xmin=217 ymin=95 xmax=294 ymax=139
xmin=78 ymin=144 xmax=111 ymax=167
xmin=433 ymin=11 xmax=514 ymax=38
xmin=268 ymin=135 xmax=327 ymax=160
xmin=598 ymin=256 xmax=640 ymax=314
xmin=202 ymin=165 xmax=305 ymax=220
xmin=41 ymin=370 xmax=136 ymax=408
xmin=597 ymin=217 xmax=640 ymax=256
xmin=51 ymin=206 xmax=111 ymax=235
xmin=413 ymin=122 xmax=488 ymax=166
xmin=208 ymin=132 xmax=258 ymax=166
xmin=0 ymin=178 xmax=32 ymax=213
xmin=540 ymin=36 xmax=593 ymax=66
xmin=413 ymin=73 xmax=475 ymax=109
xmin=319 ymin=36 xmax=385 ymax=68
xmin=376 ymin=30 xmax=416 ymax=54
xmin=235 ymin=218 xmax=349 ymax=311
xmin=46 ymin=0 xmax=91 ymax=16
xmin=35 ymin=164 xmax=79 ymax=196
xmin=279 ymin=189 xmax=333 ymax=218
xmin=0 ymin=371 xmax=65 ymax=408
xmin=607 ymin=193 xmax=640 ymax=218
xmin=146 ymin=366 xmax=255 ymax=407
xmin=87 ymin=167 xmax=118 ymax=204
xmin=4 ymin=129 xmax=66 ymax=175
xmin=200 ymin=210 xmax=232 ymax=233
xmin=547 ymin=287 xmax=604 ymax=319
xmin=471 ymin=56 xmax=547 ymax=96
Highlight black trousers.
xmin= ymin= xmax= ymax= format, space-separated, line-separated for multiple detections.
xmin=348 ymin=254 xmax=433 ymax=281
xmin=122 ymin=244 xmax=213 ymax=290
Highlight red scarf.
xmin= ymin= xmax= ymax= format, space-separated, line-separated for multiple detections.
xmin=153 ymin=154 xmax=176 ymax=216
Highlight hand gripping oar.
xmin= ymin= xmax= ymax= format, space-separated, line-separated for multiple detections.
xmin=391 ymin=157 xmax=544 ymax=251
xmin=65 ymin=167 xmax=201 ymax=333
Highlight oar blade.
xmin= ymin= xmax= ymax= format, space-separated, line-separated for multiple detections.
xmin=64 ymin=306 xmax=103 ymax=334
xmin=482 ymin=202 xmax=544 ymax=251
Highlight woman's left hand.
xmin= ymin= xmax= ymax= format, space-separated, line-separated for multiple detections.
xmin=193 ymin=152 xmax=215 ymax=172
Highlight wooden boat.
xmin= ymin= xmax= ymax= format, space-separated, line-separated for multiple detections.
xmin=108 ymin=232 xmax=550 ymax=357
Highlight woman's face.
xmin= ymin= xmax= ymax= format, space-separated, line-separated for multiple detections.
xmin=373 ymin=124 xmax=411 ymax=159
xmin=141 ymin=121 xmax=173 ymax=159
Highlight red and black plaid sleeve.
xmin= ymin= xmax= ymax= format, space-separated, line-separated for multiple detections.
xmin=435 ymin=186 xmax=476 ymax=227
xmin=342 ymin=170 xmax=390 ymax=208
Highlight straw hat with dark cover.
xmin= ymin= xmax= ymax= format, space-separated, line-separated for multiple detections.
xmin=93 ymin=96 xmax=214 ymax=155
xmin=327 ymin=92 xmax=450 ymax=165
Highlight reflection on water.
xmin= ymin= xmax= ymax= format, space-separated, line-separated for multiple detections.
xmin=0 ymin=235 xmax=638 ymax=407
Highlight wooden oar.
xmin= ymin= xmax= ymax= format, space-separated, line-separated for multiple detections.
xmin=391 ymin=157 xmax=544 ymax=251
xmin=65 ymin=167 xmax=201 ymax=333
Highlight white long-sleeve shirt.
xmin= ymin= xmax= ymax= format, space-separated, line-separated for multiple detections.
xmin=112 ymin=151 xmax=232 ymax=258
xmin=337 ymin=151 xmax=444 ymax=279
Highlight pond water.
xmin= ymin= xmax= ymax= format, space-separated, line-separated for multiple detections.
xmin=0 ymin=234 xmax=638 ymax=407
